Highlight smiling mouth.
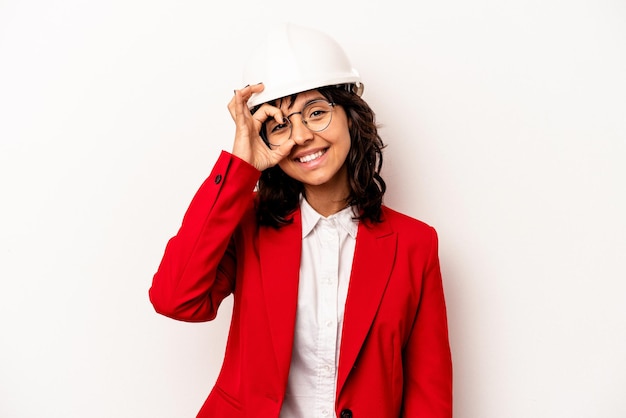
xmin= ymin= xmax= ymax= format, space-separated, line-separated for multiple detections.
xmin=296 ymin=149 xmax=327 ymax=163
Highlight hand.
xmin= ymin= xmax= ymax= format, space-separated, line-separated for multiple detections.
xmin=227 ymin=84 xmax=295 ymax=172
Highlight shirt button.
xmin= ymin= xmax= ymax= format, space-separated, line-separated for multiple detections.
xmin=214 ymin=174 xmax=222 ymax=184
xmin=326 ymin=320 xmax=333 ymax=327
xmin=322 ymin=409 xmax=330 ymax=416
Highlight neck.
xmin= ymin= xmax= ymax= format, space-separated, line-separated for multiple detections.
xmin=303 ymin=191 xmax=349 ymax=217
xmin=299 ymin=162 xmax=351 ymax=217
xmin=303 ymin=178 xmax=350 ymax=217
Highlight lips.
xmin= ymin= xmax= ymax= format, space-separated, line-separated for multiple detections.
xmin=296 ymin=148 xmax=327 ymax=163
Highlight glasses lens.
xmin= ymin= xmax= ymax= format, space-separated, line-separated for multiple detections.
xmin=264 ymin=100 xmax=334 ymax=147
xmin=265 ymin=117 xmax=291 ymax=146
xmin=303 ymin=101 xmax=333 ymax=132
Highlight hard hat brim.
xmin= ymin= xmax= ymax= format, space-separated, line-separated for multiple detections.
xmin=247 ymin=74 xmax=362 ymax=108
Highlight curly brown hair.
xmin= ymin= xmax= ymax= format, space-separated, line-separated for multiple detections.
xmin=253 ymin=85 xmax=386 ymax=228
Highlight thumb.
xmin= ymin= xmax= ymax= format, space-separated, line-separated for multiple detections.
xmin=270 ymin=138 xmax=296 ymax=163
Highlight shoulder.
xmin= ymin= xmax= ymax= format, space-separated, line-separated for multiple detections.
xmin=378 ymin=206 xmax=440 ymax=261
xmin=380 ymin=205 xmax=437 ymax=236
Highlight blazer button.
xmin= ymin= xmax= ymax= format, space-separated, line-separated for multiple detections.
xmin=214 ymin=174 xmax=222 ymax=184
xmin=340 ymin=409 xmax=353 ymax=418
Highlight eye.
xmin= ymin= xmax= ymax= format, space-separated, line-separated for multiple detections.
xmin=267 ymin=119 xmax=289 ymax=134
xmin=305 ymin=107 xmax=328 ymax=121
xmin=303 ymin=101 xmax=333 ymax=121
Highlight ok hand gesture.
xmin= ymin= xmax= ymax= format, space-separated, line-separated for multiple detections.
xmin=227 ymin=84 xmax=295 ymax=172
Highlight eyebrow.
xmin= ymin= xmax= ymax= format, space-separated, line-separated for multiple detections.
xmin=285 ymin=100 xmax=328 ymax=121
xmin=284 ymin=96 xmax=325 ymax=111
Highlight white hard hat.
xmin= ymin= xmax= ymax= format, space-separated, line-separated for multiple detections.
xmin=243 ymin=23 xmax=363 ymax=108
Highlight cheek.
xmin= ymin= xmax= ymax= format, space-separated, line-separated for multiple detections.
xmin=277 ymin=159 xmax=297 ymax=177
xmin=336 ymin=133 xmax=352 ymax=159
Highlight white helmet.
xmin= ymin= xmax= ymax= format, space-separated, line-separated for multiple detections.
xmin=242 ymin=23 xmax=364 ymax=108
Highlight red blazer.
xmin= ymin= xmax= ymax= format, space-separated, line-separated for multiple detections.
xmin=150 ymin=151 xmax=452 ymax=418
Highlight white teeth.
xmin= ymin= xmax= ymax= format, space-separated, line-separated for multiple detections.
xmin=298 ymin=150 xmax=325 ymax=163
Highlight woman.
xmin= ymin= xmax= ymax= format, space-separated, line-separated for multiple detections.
xmin=150 ymin=23 xmax=452 ymax=418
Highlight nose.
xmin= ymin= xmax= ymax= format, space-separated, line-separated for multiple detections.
xmin=289 ymin=115 xmax=313 ymax=145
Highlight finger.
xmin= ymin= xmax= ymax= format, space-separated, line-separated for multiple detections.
xmin=234 ymin=89 xmax=247 ymax=124
xmin=252 ymin=103 xmax=283 ymax=125
xmin=227 ymin=92 xmax=237 ymax=120
xmin=238 ymin=83 xmax=265 ymax=107
xmin=244 ymin=82 xmax=264 ymax=96
xmin=271 ymin=138 xmax=296 ymax=161
xmin=229 ymin=83 xmax=266 ymax=121
xmin=238 ymin=84 xmax=256 ymax=101
xmin=230 ymin=83 xmax=263 ymax=102
xmin=227 ymin=89 xmax=244 ymax=121
xmin=228 ymin=89 xmax=248 ymax=130
xmin=227 ymin=87 xmax=248 ymax=119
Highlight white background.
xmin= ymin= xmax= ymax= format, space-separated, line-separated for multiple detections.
xmin=1 ymin=1 xmax=625 ymax=417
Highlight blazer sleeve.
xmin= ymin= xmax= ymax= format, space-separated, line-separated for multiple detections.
xmin=149 ymin=151 xmax=260 ymax=322
xmin=402 ymin=227 xmax=453 ymax=417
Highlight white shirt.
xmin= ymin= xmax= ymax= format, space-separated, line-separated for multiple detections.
xmin=279 ymin=197 xmax=358 ymax=418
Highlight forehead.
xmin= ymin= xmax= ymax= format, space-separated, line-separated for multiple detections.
xmin=278 ymin=89 xmax=325 ymax=111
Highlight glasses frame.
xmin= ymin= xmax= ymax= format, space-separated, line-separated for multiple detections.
xmin=264 ymin=100 xmax=336 ymax=148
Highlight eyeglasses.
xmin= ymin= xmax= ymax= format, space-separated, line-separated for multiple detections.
xmin=264 ymin=100 xmax=336 ymax=147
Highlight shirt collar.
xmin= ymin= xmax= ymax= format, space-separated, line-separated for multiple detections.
xmin=300 ymin=195 xmax=359 ymax=239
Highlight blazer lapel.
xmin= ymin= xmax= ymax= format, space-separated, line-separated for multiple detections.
xmin=336 ymin=217 xmax=397 ymax=395
xmin=259 ymin=209 xmax=302 ymax=383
